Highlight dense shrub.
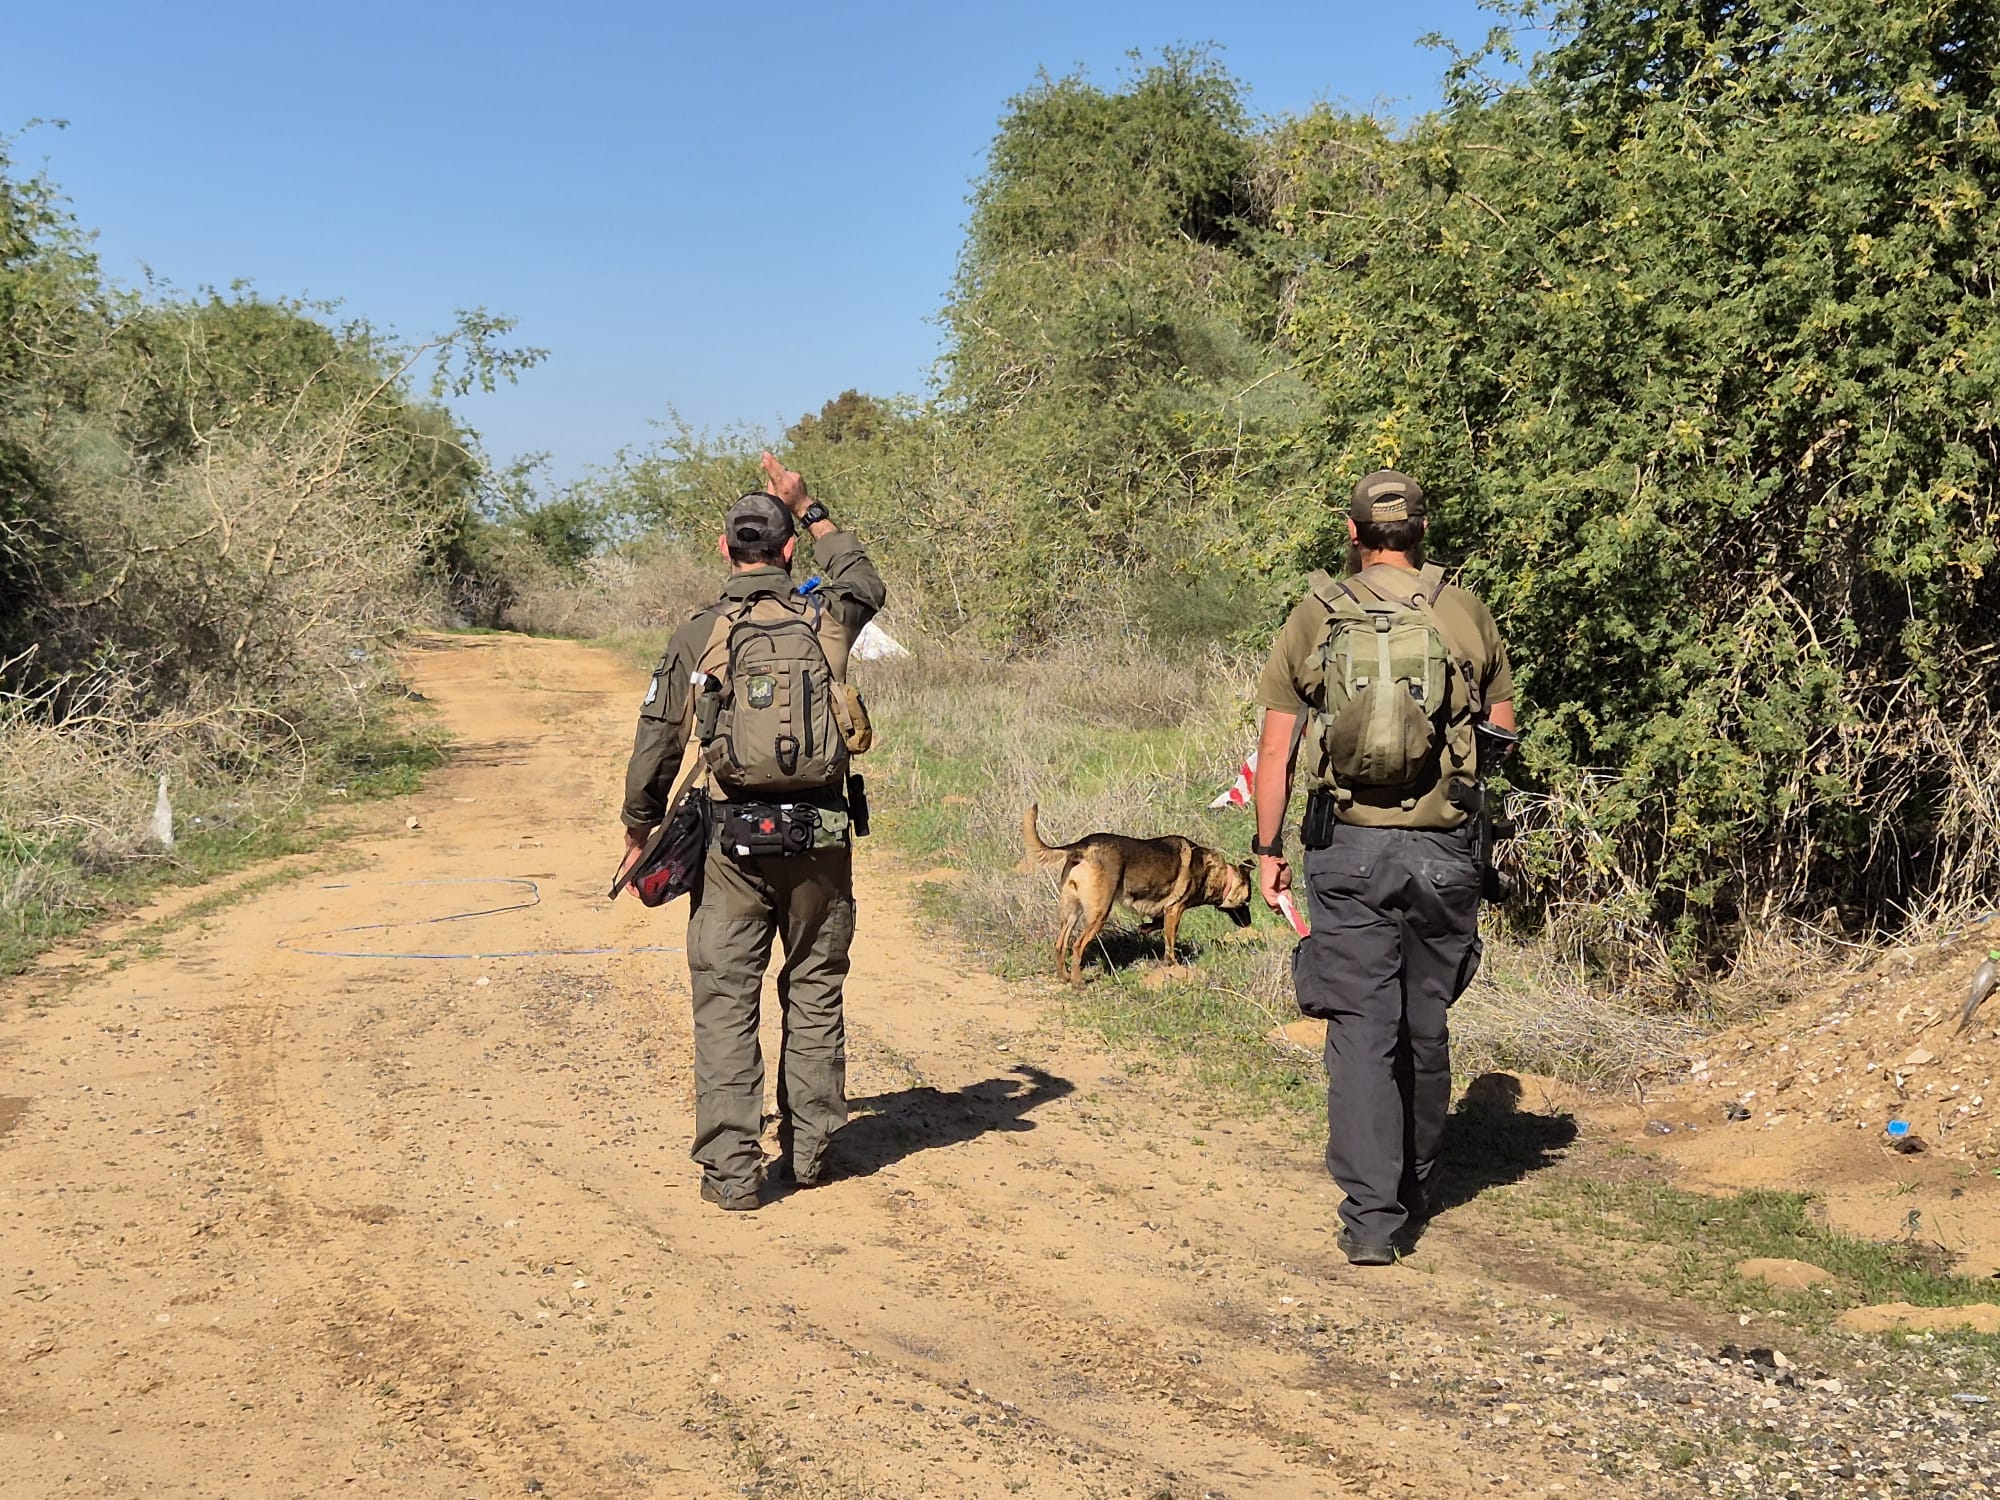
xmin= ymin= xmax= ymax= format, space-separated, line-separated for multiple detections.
xmin=0 ymin=133 xmax=539 ymax=965
xmin=572 ymin=10 xmax=2000 ymax=963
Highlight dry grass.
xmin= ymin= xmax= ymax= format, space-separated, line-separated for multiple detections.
xmin=862 ymin=639 xmax=1833 ymax=1095
xmin=3 ymin=418 xmax=458 ymax=973
xmin=492 ymin=543 xmax=719 ymax=640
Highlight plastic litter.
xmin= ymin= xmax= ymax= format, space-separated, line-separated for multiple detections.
xmin=148 ymin=774 xmax=174 ymax=851
xmin=853 ymin=621 xmax=909 ymax=661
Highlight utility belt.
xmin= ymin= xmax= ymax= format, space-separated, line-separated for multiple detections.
xmin=710 ymin=774 xmax=870 ymax=859
xmin=1298 ymin=786 xmax=1476 ymax=848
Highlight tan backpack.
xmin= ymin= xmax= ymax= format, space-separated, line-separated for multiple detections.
xmin=690 ymin=589 xmax=872 ymax=800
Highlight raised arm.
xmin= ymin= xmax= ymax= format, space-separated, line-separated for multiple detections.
xmin=759 ymin=450 xmax=886 ymax=636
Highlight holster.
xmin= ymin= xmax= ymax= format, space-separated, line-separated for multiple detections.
xmin=1301 ymin=788 xmax=1338 ymax=849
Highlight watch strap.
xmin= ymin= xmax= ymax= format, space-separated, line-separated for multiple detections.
xmin=800 ymin=501 xmax=830 ymax=527
xmin=1251 ymin=836 xmax=1284 ymax=857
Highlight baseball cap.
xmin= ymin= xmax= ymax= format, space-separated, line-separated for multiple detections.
xmin=725 ymin=492 xmax=794 ymax=550
xmin=1350 ymin=470 xmax=1427 ymax=524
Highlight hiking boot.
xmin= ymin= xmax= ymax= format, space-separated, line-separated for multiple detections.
xmin=1336 ymin=1228 xmax=1398 ymax=1267
xmin=770 ymin=1155 xmax=836 ymax=1189
xmin=700 ymin=1176 xmax=760 ymax=1212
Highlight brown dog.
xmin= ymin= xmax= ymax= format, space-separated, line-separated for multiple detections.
xmin=1022 ymin=804 xmax=1255 ymax=985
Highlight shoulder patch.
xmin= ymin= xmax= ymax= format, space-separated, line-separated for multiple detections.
xmin=643 ymin=675 xmax=660 ymax=707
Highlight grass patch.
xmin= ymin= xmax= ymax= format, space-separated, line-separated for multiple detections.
xmin=859 ymin=643 xmax=1324 ymax=1113
xmin=592 ymin=630 xmax=669 ymax=673
xmin=1500 ymin=1160 xmax=2000 ymax=1335
xmin=861 ymin=644 xmax=1694 ymax=1098
xmin=0 ymin=713 xmax=445 ymax=978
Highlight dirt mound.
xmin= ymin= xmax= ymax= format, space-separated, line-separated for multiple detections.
xmin=1638 ymin=925 xmax=1998 ymax=1156
xmin=1592 ymin=925 xmax=2000 ymax=1273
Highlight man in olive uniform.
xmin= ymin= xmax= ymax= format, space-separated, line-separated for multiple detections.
xmin=1251 ymin=470 xmax=1516 ymax=1265
xmin=620 ymin=451 xmax=886 ymax=1212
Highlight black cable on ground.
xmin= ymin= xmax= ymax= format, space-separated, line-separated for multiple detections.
xmin=276 ymin=878 xmax=680 ymax=960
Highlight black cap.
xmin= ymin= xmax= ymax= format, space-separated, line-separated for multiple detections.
xmin=725 ymin=492 xmax=794 ymax=551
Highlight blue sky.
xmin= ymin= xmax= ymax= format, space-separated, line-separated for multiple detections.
xmin=4 ymin=0 xmax=1501 ymax=483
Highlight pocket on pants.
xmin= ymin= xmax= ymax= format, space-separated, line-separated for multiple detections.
xmin=1306 ymin=847 xmax=1374 ymax=899
xmin=1451 ymin=935 xmax=1484 ymax=1004
xmin=1420 ymin=855 xmax=1480 ymax=896
xmin=1291 ymin=932 xmax=1340 ymax=1020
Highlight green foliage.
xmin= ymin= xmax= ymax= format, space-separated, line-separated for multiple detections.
xmin=541 ymin=13 xmax=2000 ymax=961
xmin=936 ymin=49 xmax=1302 ymax=642
xmin=444 ymin=454 xmax=618 ymax=623
xmin=1259 ymin=0 xmax=2000 ymax=953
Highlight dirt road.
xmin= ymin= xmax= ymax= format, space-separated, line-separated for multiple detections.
xmin=0 ymin=634 xmax=1947 ymax=1499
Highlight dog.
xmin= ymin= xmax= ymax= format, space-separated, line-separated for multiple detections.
xmin=1022 ymin=804 xmax=1255 ymax=985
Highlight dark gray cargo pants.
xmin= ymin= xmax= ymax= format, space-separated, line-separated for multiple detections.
xmin=685 ymin=844 xmax=854 ymax=1196
xmin=1294 ymin=822 xmax=1482 ymax=1246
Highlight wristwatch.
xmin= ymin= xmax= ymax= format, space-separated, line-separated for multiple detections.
xmin=800 ymin=500 xmax=831 ymax=528
xmin=1251 ymin=835 xmax=1284 ymax=857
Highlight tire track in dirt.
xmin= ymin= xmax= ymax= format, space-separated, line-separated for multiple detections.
xmin=2 ymin=634 xmax=1633 ymax=1498
xmin=211 ymin=986 xmax=625 ymax=1494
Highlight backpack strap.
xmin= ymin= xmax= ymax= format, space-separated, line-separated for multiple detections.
xmin=659 ymin=701 xmax=708 ymax=821
xmin=1337 ymin=573 xmax=1385 ymax=607
xmin=1306 ymin=568 xmax=1345 ymax=612
xmin=797 ymin=590 xmax=854 ymax=681
xmin=689 ymin=603 xmax=743 ymax=694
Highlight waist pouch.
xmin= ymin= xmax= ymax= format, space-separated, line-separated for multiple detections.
xmin=716 ymin=800 xmax=851 ymax=858
xmin=610 ymin=791 xmax=709 ymax=908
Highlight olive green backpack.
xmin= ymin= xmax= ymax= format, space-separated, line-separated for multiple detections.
xmin=692 ymin=589 xmax=873 ymax=800
xmin=1302 ymin=564 xmax=1475 ymax=809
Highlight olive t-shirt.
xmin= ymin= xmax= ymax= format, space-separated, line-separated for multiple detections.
xmin=1255 ymin=563 xmax=1514 ymax=829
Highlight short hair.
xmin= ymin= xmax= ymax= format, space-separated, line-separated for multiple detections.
xmin=1354 ymin=516 xmax=1425 ymax=554
xmin=725 ymin=534 xmax=789 ymax=566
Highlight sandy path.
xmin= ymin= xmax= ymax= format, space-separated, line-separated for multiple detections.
xmin=1 ymin=634 xmax=1624 ymax=1499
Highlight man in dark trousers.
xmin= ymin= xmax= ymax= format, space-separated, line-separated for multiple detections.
xmin=1251 ymin=470 xmax=1516 ymax=1265
xmin=619 ymin=452 xmax=886 ymax=1211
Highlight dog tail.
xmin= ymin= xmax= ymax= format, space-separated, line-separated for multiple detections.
xmin=1021 ymin=803 xmax=1067 ymax=869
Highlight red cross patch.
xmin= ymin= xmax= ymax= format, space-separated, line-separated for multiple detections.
xmin=759 ymin=818 xmax=776 ymax=834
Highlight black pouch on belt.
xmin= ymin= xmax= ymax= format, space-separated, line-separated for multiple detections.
xmin=1301 ymin=788 xmax=1338 ymax=849
xmin=718 ymin=801 xmax=820 ymax=858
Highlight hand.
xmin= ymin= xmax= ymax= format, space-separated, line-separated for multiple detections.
xmin=760 ymin=451 xmax=810 ymax=517
xmin=614 ymin=826 xmax=647 ymax=894
xmin=1259 ymin=853 xmax=1291 ymax=911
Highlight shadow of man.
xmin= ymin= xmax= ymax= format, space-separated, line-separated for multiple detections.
xmin=821 ymin=1064 xmax=1075 ymax=1181
xmin=1429 ymin=1071 xmax=1578 ymax=1217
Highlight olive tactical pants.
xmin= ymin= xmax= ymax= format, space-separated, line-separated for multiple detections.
xmin=685 ymin=844 xmax=855 ymax=1195
xmin=1293 ymin=822 xmax=1482 ymax=1247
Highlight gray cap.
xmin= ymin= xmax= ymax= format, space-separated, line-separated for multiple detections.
xmin=1350 ymin=469 xmax=1427 ymax=524
xmin=725 ymin=492 xmax=794 ymax=551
